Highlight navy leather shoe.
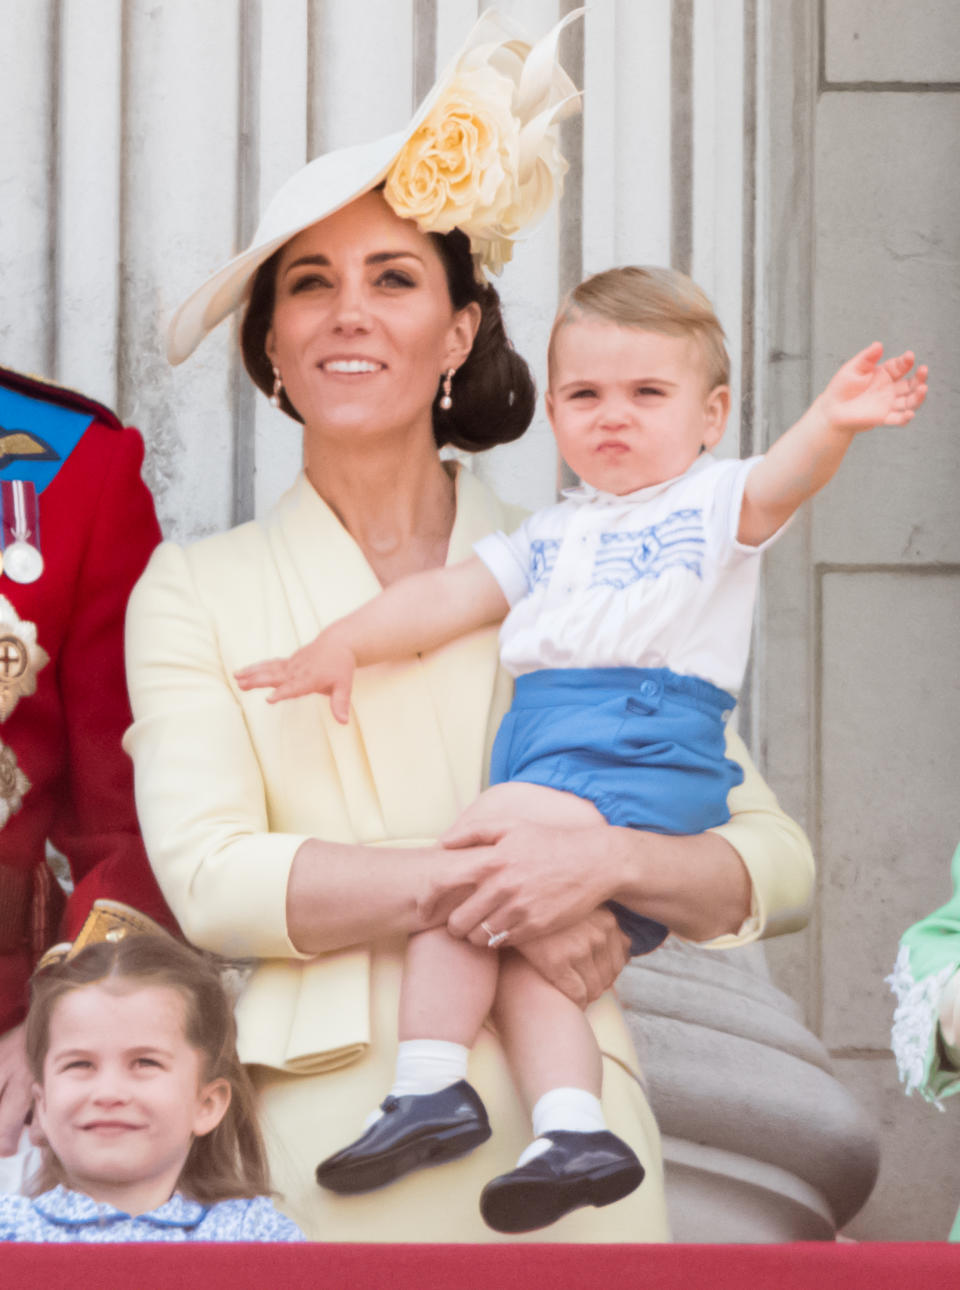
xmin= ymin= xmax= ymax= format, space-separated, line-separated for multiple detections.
xmin=480 ymin=1130 xmax=644 ymax=1233
xmin=316 ymin=1080 xmax=491 ymax=1194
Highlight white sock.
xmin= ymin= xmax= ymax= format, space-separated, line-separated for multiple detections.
xmin=516 ymin=1087 xmax=607 ymax=1168
xmin=363 ymin=1040 xmax=470 ymax=1129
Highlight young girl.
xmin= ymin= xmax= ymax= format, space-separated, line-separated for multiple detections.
xmin=237 ymin=266 xmax=927 ymax=1233
xmin=0 ymin=935 xmax=303 ymax=1242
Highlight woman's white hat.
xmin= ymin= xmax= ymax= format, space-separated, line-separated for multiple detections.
xmin=167 ymin=8 xmax=583 ymax=365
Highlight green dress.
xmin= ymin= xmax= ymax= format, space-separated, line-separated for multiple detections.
xmin=889 ymin=842 xmax=960 ymax=1240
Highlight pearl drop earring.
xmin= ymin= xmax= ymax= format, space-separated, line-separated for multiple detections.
xmin=270 ymin=365 xmax=283 ymax=408
xmin=439 ymin=368 xmax=455 ymax=411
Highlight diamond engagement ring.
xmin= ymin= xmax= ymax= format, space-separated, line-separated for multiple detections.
xmin=481 ymin=921 xmax=509 ymax=949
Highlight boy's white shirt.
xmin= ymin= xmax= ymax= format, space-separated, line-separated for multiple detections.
xmin=474 ymin=454 xmax=787 ymax=695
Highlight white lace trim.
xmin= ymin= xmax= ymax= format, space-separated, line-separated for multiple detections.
xmin=886 ymin=944 xmax=955 ymax=1108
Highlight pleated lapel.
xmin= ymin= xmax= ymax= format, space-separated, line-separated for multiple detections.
xmin=264 ymin=468 xmax=507 ymax=835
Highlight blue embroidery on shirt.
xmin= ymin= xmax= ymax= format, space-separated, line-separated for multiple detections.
xmin=590 ymin=509 xmax=705 ymax=588
xmin=529 ymin=538 xmax=562 ymax=587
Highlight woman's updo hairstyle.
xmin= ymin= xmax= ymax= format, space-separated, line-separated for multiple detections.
xmin=427 ymin=227 xmax=535 ymax=452
xmin=240 ymin=221 xmax=536 ymax=453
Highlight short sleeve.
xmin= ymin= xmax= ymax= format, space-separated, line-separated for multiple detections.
xmin=474 ymin=528 xmax=532 ymax=606
xmin=709 ymin=456 xmax=793 ymax=560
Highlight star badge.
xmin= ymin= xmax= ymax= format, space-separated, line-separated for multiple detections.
xmin=0 ymin=594 xmax=49 ymax=721
xmin=0 ymin=739 xmax=29 ymax=828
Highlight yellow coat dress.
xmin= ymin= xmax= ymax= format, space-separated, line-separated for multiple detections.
xmin=124 ymin=466 xmax=814 ymax=1242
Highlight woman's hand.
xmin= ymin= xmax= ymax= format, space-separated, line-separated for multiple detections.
xmin=431 ymin=807 xmax=753 ymax=949
xmin=432 ymin=816 xmax=619 ymax=946
xmin=0 ymin=1023 xmax=32 ymax=1157
xmin=513 ymin=909 xmax=631 ymax=1009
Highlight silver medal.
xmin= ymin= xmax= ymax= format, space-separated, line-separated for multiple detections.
xmin=1 ymin=480 xmax=44 ymax=584
xmin=3 ymin=539 xmax=43 ymax=584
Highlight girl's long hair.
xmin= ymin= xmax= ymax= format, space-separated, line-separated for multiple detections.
xmin=25 ymin=936 xmax=271 ymax=1204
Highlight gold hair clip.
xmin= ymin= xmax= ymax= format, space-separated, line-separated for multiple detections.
xmin=35 ymin=899 xmax=172 ymax=972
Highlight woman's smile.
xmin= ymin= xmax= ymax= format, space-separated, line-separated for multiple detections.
xmin=316 ymin=354 xmax=388 ymax=380
xmin=318 ymin=357 xmax=386 ymax=375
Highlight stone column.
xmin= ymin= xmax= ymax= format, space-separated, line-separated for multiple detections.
xmin=619 ymin=940 xmax=879 ymax=1241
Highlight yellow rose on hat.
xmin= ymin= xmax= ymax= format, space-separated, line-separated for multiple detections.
xmin=384 ymin=10 xmax=583 ymax=276
xmin=385 ymin=66 xmax=520 ymax=246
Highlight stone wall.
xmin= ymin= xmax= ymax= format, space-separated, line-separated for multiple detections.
xmin=760 ymin=0 xmax=960 ymax=1240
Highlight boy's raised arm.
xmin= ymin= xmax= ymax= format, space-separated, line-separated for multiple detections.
xmin=738 ymin=342 xmax=927 ymax=547
xmin=236 ymin=557 xmax=509 ymax=721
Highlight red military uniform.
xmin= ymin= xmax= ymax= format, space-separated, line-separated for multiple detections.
xmin=0 ymin=366 xmax=174 ymax=1036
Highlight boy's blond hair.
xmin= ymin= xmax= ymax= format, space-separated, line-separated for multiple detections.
xmin=548 ymin=265 xmax=730 ymax=390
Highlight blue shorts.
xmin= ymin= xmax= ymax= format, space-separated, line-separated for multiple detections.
xmin=489 ymin=667 xmax=743 ymax=955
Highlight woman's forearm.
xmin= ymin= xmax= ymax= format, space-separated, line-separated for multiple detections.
xmin=605 ymin=826 xmax=752 ymax=942
xmin=285 ymin=837 xmax=478 ymax=955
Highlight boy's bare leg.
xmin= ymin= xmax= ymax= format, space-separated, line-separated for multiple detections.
xmin=491 ymin=949 xmax=602 ymax=1107
xmin=443 ymin=780 xmax=605 ymax=843
xmin=399 ymin=925 xmax=498 ymax=1044
xmin=389 ymin=786 xmax=598 ymax=1095
xmin=480 ymin=944 xmax=645 ymax=1234
xmin=439 ymin=781 xmax=607 ymax=1108
xmin=316 ymin=930 xmax=498 ymax=1192
xmin=452 ymin=787 xmax=645 ymax=1226
xmin=396 ymin=787 xmax=571 ymax=1046
xmin=342 ymin=927 xmax=497 ymax=1137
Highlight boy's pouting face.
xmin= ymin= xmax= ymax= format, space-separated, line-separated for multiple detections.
xmin=545 ymin=318 xmax=730 ymax=496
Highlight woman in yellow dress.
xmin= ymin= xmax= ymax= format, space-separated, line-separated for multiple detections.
xmin=124 ymin=12 xmax=813 ymax=1242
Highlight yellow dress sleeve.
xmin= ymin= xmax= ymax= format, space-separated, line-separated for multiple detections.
xmin=124 ymin=538 xmax=310 ymax=960
xmin=700 ymin=727 xmax=815 ymax=947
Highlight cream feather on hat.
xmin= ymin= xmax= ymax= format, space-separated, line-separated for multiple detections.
xmin=166 ymin=7 xmax=583 ymax=365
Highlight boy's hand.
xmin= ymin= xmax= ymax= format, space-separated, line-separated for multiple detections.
xmin=235 ymin=636 xmax=357 ymax=723
xmin=818 ymin=342 xmax=928 ymax=435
